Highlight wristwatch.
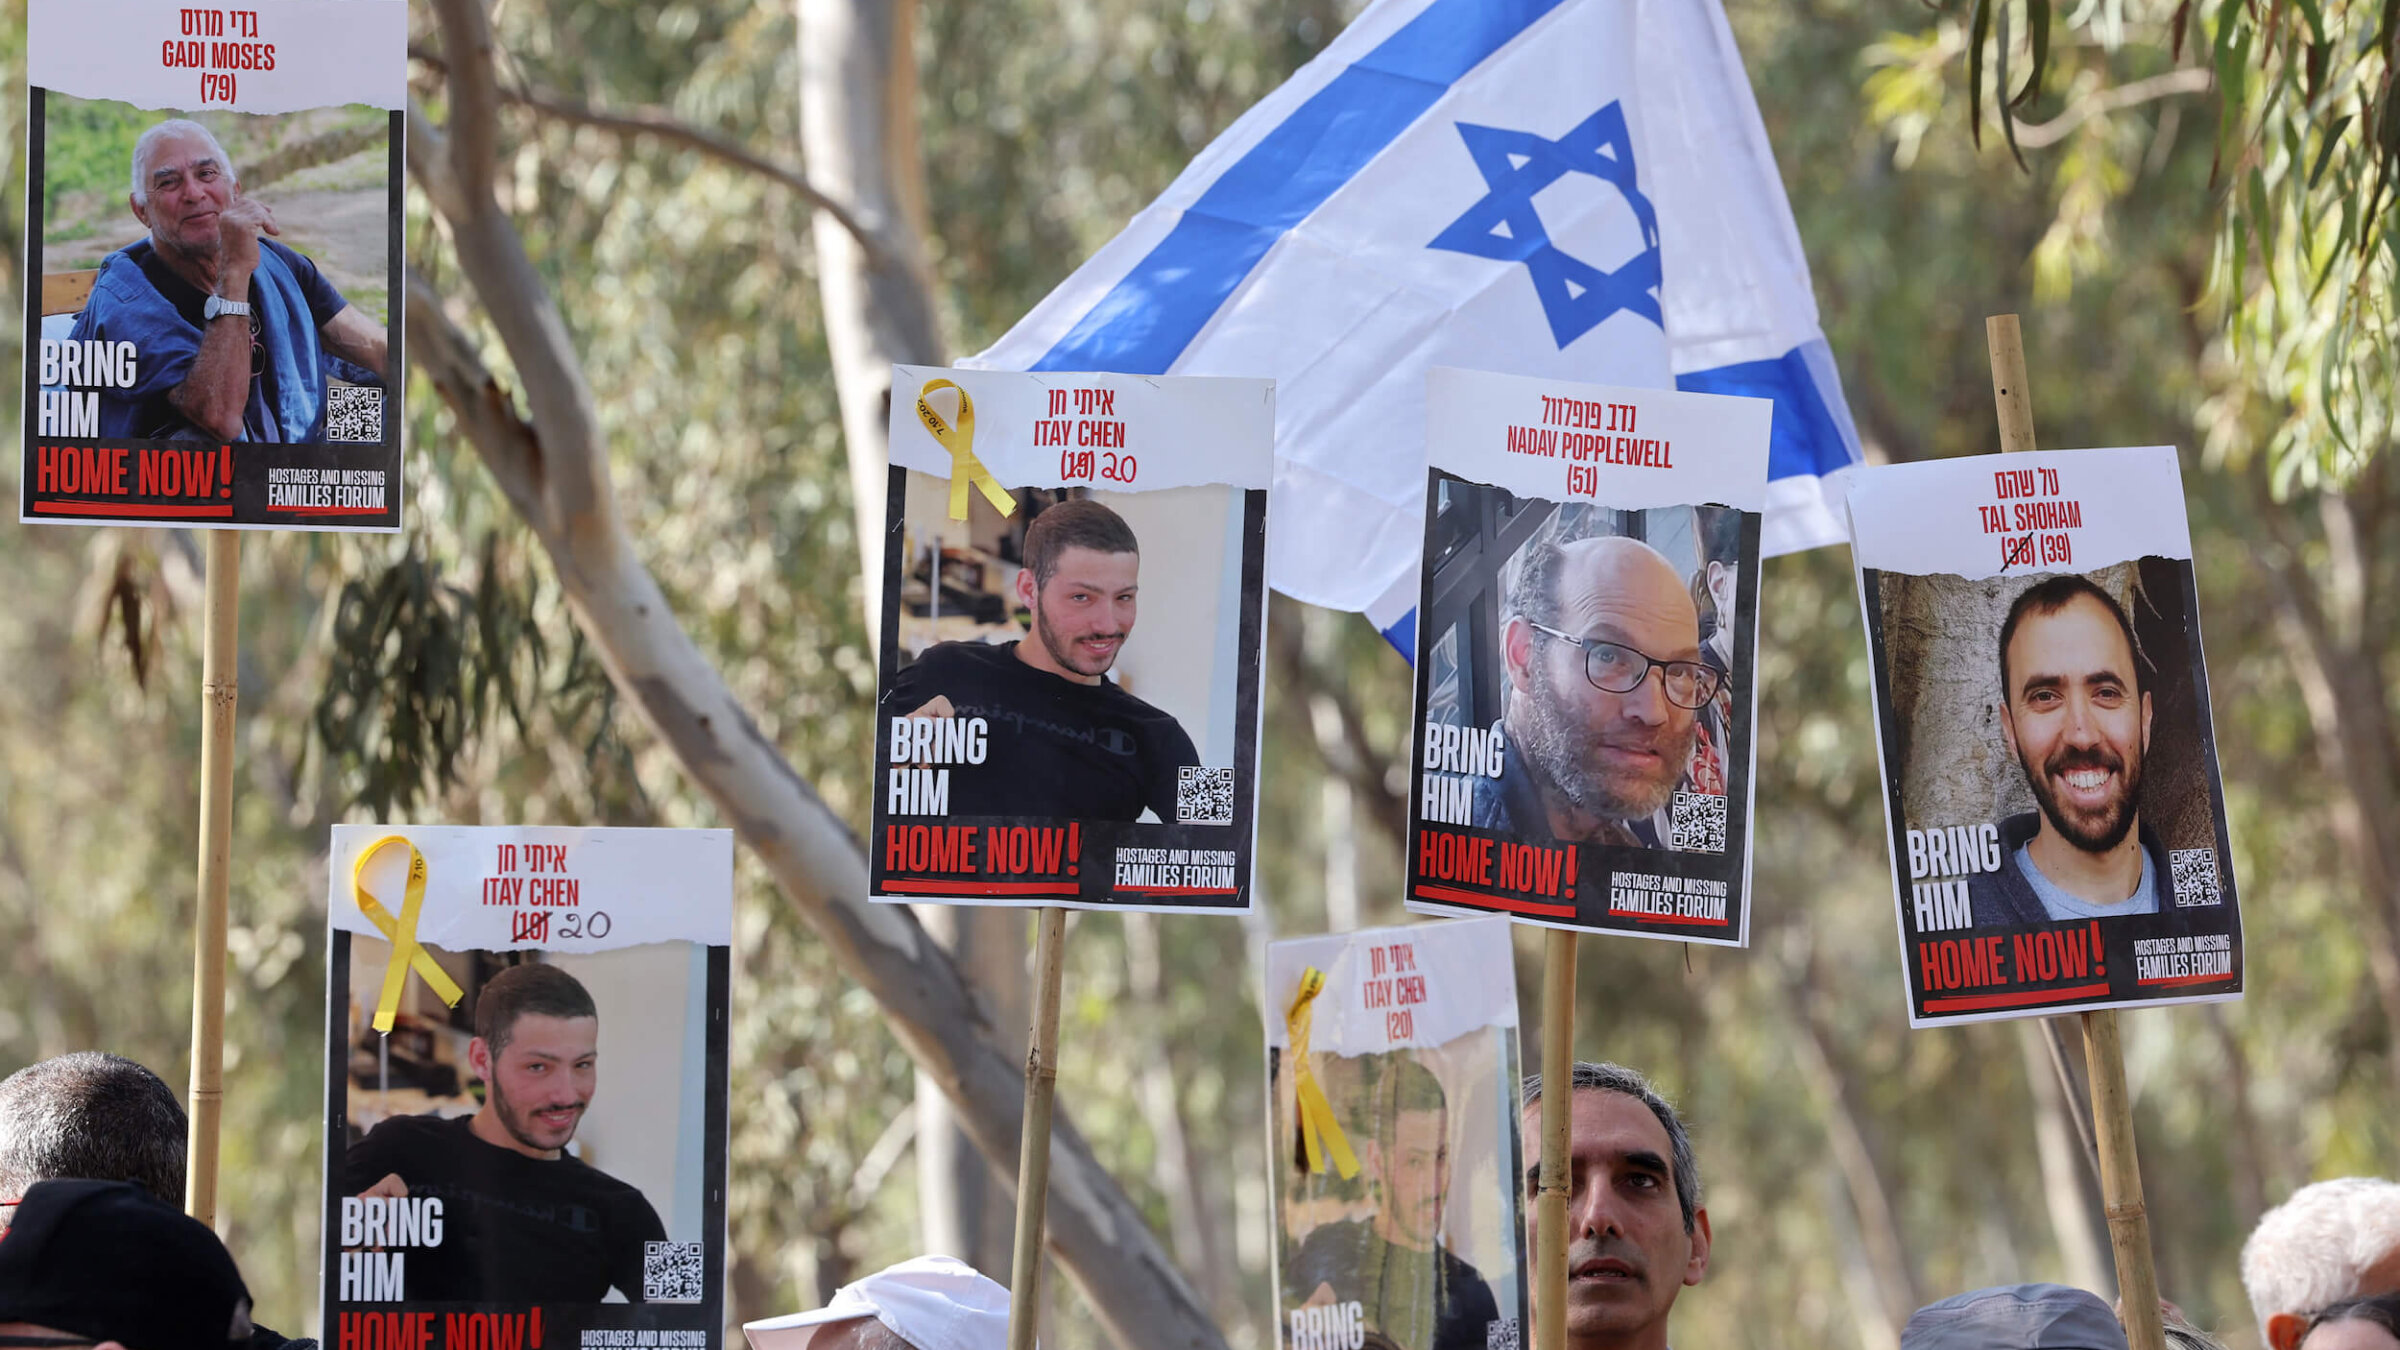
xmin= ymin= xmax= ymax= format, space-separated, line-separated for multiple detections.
xmin=202 ymin=294 xmax=252 ymax=322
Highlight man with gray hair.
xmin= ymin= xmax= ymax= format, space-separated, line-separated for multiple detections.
xmin=1475 ymin=523 xmax=1721 ymax=850
xmin=0 ymin=1051 xmax=186 ymax=1217
xmin=67 ymin=116 xmax=386 ymax=442
xmin=1518 ymin=1062 xmax=1710 ymax=1350
xmin=2242 ymin=1178 xmax=2400 ymax=1349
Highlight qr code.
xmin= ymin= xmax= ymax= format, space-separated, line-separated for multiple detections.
xmin=1487 ymin=1317 xmax=1522 ymax=1350
xmin=1669 ymin=791 xmax=1727 ymax=853
xmin=2171 ymin=848 xmax=2222 ymax=907
xmin=643 ymin=1239 xmax=704 ymax=1302
xmin=327 ymin=386 xmax=383 ymax=442
xmin=1177 ymin=765 xmax=1235 ymax=825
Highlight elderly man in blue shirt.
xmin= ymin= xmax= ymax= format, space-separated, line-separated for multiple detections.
xmin=68 ymin=117 xmax=387 ymax=443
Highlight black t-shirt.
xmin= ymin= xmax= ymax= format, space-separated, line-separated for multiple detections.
xmin=343 ymin=1113 xmax=666 ymax=1303
xmin=883 ymin=640 xmax=1199 ymax=821
xmin=1284 ymin=1219 xmax=1502 ymax=1350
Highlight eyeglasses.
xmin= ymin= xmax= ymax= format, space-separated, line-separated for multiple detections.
xmin=1523 ymin=620 xmax=1725 ymax=709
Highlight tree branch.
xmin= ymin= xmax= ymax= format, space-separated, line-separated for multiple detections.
xmin=405 ymin=26 xmax=1224 ymax=1340
xmin=1267 ymin=601 xmax=1407 ymax=843
xmin=2015 ymin=68 xmax=2213 ymax=148
xmin=428 ymin=0 xmax=498 ymax=207
xmin=408 ymin=43 xmax=886 ymax=265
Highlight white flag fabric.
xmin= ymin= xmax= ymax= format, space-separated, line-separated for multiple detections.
xmin=969 ymin=0 xmax=1862 ymax=639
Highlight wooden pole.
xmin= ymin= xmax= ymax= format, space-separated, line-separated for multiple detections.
xmin=184 ymin=529 xmax=242 ymax=1225
xmin=1984 ymin=314 xmax=2167 ymax=1350
xmin=2081 ymin=1009 xmax=2165 ymax=1349
xmin=1007 ymin=906 xmax=1068 ymax=1350
xmin=1535 ymin=928 xmax=1578 ymax=1350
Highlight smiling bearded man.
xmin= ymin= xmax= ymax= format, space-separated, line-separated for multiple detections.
xmin=1968 ymin=574 xmax=2172 ymax=925
xmin=884 ymin=497 xmax=1201 ymax=823
xmin=346 ymin=962 xmax=667 ymax=1303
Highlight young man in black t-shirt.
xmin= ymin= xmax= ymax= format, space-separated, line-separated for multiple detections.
xmin=1285 ymin=1059 xmax=1502 ymax=1350
xmin=887 ymin=497 xmax=1199 ymax=822
xmin=346 ymin=963 xmax=666 ymax=1303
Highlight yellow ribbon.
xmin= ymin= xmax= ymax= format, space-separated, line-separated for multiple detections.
xmin=914 ymin=378 xmax=1018 ymax=522
xmin=352 ymin=836 xmax=465 ymax=1035
xmin=1286 ymin=967 xmax=1360 ymax=1179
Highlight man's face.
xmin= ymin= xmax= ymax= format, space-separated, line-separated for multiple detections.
xmin=1509 ymin=539 xmax=1701 ymax=825
xmin=1999 ymin=594 xmax=2152 ymax=854
xmin=1372 ymin=1108 xmax=1449 ymax=1251
xmin=1520 ymin=1090 xmax=1709 ymax=1349
xmin=130 ymin=130 xmax=234 ymax=257
xmin=1017 ymin=546 xmax=1139 ymax=680
xmin=473 ymin=1013 xmax=599 ymax=1156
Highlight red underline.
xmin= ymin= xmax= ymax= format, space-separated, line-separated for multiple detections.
xmin=1923 ymin=981 xmax=2113 ymax=1013
xmin=882 ymin=878 xmax=1077 ymax=896
xmin=1412 ymin=882 xmax=1576 ymax=918
xmin=32 ymin=498 xmax=232 ymax=518
xmin=2136 ymin=970 xmax=2235 ymax=987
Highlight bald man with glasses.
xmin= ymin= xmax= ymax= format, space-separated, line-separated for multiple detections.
xmin=1474 ymin=535 xmax=1722 ymax=850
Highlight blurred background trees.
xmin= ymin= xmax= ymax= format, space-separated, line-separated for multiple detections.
xmin=0 ymin=0 xmax=2391 ymax=1347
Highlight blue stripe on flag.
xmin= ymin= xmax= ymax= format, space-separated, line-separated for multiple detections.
xmin=1034 ymin=0 xmax=1568 ymax=373
xmin=1675 ymin=342 xmax=1856 ymax=481
xmin=1380 ymin=607 xmax=1418 ymax=662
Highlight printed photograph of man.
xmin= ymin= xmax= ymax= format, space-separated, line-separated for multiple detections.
xmin=1971 ymin=574 xmax=2170 ymax=924
xmin=59 ymin=113 xmax=387 ymax=442
xmin=345 ymin=962 xmax=667 ymax=1303
xmin=1286 ymin=1058 xmax=1502 ymax=1350
xmin=1478 ymin=527 xmax=1720 ymax=851
xmin=886 ymin=496 xmax=1200 ymax=822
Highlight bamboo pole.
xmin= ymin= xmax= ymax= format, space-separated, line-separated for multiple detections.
xmin=2081 ymin=1009 xmax=2165 ymax=1350
xmin=1984 ymin=314 xmax=2167 ymax=1350
xmin=185 ymin=528 xmax=242 ymax=1225
xmin=1535 ymin=929 xmax=1578 ymax=1350
xmin=1007 ymin=906 xmax=1069 ymax=1350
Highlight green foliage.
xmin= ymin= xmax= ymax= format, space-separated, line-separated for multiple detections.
xmin=39 ymin=95 xmax=149 ymax=214
xmin=1913 ymin=0 xmax=2398 ymax=487
xmin=0 ymin=1 xmax=2393 ymax=1348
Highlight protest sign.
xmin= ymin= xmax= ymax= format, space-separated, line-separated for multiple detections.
xmin=869 ymin=365 xmax=1272 ymax=913
xmin=1267 ymin=917 xmax=1526 ymax=1350
xmin=321 ymin=826 xmax=732 ymax=1340
xmin=1850 ymin=443 xmax=2243 ymax=1027
xmin=1404 ymin=367 xmax=1770 ymax=945
xmin=22 ymin=0 xmax=404 ymax=530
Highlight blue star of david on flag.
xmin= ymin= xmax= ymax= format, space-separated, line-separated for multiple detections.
xmin=1429 ymin=101 xmax=1663 ymax=349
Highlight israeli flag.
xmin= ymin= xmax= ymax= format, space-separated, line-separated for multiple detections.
xmin=968 ymin=0 xmax=1862 ymax=645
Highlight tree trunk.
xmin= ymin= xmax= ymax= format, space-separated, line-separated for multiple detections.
xmin=2017 ymin=1022 xmax=2109 ymax=1295
xmin=2259 ymin=468 xmax=2400 ymax=1092
xmin=795 ymin=0 xmax=1024 ymax=1281
xmin=1778 ymin=956 xmax=1921 ymax=1335
xmin=412 ymin=4 xmax=1223 ymax=1343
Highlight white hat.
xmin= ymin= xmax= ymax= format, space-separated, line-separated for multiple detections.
xmin=742 ymin=1255 xmax=1020 ymax=1350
